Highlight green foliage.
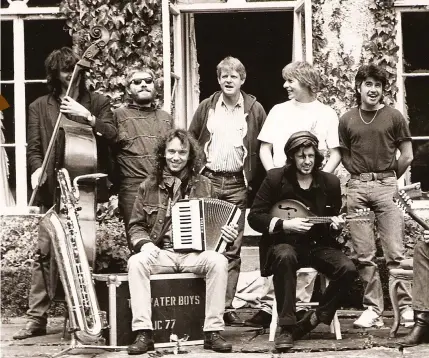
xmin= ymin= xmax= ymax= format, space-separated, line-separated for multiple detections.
xmin=313 ymin=0 xmax=399 ymax=112
xmin=312 ymin=0 xmax=356 ymax=113
xmin=365 ymin=0 xmax=399 ymax=105
xmin=60 ymin=0 xmax=164 ymax=106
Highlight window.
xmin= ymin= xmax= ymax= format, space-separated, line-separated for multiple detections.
xmin=162 ymin=0 xmax=310 ymax=127
xmin=0 ymin=2 xmax=71 ymax=209
xmin=395 ymin=3 xmax=429 ymax=192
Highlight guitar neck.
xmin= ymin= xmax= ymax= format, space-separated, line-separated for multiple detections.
xmin=409 ymin=211 xmax=429 ymax=230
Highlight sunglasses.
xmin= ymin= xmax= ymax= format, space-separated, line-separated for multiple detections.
xmin=130 ymin=78 xmax=154 ymax=86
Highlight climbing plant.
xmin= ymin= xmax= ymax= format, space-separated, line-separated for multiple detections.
xmin=60 ymin=0 xmax=164 ymax=106
xmin=312 ymin=0 xmax=399 ymax=113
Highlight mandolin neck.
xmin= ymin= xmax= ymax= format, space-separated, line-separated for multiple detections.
xmin=306 ymin=217 xmax=334 ymax=224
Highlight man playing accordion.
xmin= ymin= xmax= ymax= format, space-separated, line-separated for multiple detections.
xmin=126 ymin=129 xmax=237 ymax=355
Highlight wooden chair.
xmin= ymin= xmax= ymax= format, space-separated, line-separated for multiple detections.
xmin=389 ymin=258 xmax=414 ymax=338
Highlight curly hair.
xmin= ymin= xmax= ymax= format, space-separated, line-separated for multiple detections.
xmin=153 ymin=129 xmax=203 ymax=184
xmin=285 ymin=142 xmax=325 ymax=172
xmin=354 ymin=64 xmax=387 ymax=105
xmin=44 ymin=47 xmax=85 ymax=97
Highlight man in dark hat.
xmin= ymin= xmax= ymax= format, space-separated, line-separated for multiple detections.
xmin=247 ymin=131 xmax=357 ymax=351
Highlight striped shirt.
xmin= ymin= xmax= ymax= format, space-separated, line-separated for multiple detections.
xmin=205 ymin=94 xmax=247 ymax=172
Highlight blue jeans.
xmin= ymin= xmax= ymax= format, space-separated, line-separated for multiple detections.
xmin=347 ymin=177 xmax=412 ymax=315
xmin=412 ymin=242 xmax=429 ymax=312
xmin=202 ymin=170 xmax=247 ymax=310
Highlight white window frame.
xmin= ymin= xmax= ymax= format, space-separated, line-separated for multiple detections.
xmin=0 ymin=5 xmax=64 ymax=211
xmin=161 ymin=0 xmax=312 ymax=128
xmin=394 ymin=1 xmax=429 ymax=206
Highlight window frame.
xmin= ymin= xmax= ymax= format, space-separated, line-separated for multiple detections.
xmin=0 ymin=5 xmax=63 ymax=211
xmin=162 ymin=0 xmax=308 ymax=128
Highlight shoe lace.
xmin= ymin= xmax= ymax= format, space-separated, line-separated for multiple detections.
xmin=210 ymin=332 xmax=226 ymax=342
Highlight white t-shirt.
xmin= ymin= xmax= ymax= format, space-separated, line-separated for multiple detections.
xmin=258 ymin=99 xmax=340 ymax=168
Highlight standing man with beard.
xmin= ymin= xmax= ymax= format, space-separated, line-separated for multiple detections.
xmin=13 ymin=47 xmax=117 ymax=340
xmin=188 ymin=56 xmax=266 ymax=326
xmin=113 ymin=67 xmax=173 ymax=249
xmin=339 ymin=64 xmax=414 ymax=329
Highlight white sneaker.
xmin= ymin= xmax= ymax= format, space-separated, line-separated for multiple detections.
xmin=353 ymin=307 xmax=384 ymax=328
xmin=401 ymin=307 xmax=415 ymax=328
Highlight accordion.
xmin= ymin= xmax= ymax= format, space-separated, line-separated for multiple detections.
xmin=171 ymin=198 xmax=241 ymax=253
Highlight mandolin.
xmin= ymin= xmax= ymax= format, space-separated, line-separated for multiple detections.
xmin=270 ymin=199 xmax=374 ymax=223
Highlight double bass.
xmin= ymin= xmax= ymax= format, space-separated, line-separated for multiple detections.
xmin=30 ymin=25 xmax=110 ymax=267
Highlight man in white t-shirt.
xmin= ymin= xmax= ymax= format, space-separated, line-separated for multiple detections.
xmin=245 ymin=61 xmax=342 ymax=329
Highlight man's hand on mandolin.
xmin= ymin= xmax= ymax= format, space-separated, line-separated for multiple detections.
xmin=282 ymin=218 xmax=314 ymax=233
xmin=330 ymin=214 xmax=346 ymax=231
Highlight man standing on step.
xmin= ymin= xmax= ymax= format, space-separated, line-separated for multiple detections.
xmin=248 ymin=131 xmax=357 ymax=351
xmin=339 ymin=63 xmax=414 ymax=329
xmin=189 ymin=56 xmax=266 ymax=327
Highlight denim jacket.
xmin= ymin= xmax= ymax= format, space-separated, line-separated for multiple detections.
xmin=128 ymin=173 xmax=214 ymax=252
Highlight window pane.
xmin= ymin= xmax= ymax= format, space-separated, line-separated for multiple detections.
xmin=1 ymin=20 xmax=14 ymax=81
xmin=1 ymin=84 xmax=15 ymax=144
xmin=402 ymin=12 xmax=429 ymax=73
xmin=25 ymin=20 xmax=72 ymax=80
xmin=1 ymin=0 xmax=61 ymax=7
xmin=405 ymin=76 xmax=429 ymax=191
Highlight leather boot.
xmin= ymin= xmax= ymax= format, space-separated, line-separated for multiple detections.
xmin=127 ymin=330 xmax=155 ymax=355
xmin=204 ymin=331 xmax=232 ymax=352
xmin=397 ymin=311 xmax=429 ymax=347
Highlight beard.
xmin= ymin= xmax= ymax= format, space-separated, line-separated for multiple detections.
xmin=132 ymin=89 xmax=155 ymax=105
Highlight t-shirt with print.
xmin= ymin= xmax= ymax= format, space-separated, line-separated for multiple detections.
xmin=338 ymin=105 xmax=411 ymax=175
xmin=257 ymin=99 xmax=339 ymax=168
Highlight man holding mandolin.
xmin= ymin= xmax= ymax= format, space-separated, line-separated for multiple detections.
xmin=248 ymin=131 xmax=358 ymax=351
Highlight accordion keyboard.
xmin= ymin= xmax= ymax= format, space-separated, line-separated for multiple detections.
xmin=172 ymin=198 xmax=241 ymax=253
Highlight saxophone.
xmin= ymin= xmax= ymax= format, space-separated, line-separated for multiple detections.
xmin=42 ymin=168 xmax=107 ymax=343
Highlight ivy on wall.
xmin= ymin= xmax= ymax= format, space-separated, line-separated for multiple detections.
xmin=60 ymin=0 xmax=164 ymax=106
xmin=313 ymin=0 xmax=399 ymax=113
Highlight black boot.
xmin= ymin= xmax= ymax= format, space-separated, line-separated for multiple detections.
xmin=204 ymin=331 xmax=232 ymax=352
xmin=127 ymin=330 xmax=155 ymax=355
xmin=292 ymin=310 xmax=320 ymax=340
xmin=397 ymin=311 xmax=429 ymax=347
xmin=275 ymin=326 xmax=294 ymax=351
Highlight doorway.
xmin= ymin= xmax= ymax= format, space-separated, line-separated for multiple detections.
xmin=194 ymin=11 xmax=294 ymax=113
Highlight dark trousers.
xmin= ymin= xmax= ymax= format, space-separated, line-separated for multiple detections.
xmin=269 ymin=243 xmax=358 ymax=327
xmin=412 ymin=241 xmax=429 ymax=312
xmin=118 ymin=178 xmax=144 ymax=251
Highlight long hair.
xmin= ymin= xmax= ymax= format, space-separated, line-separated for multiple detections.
xmin=44 ymin=47 xmax=85 ymax=97
xmin=153 ymin=129 xmax=203 ymax=184
xmin=354 ymin=64 xmax=387 ymax=105
xmin=285 ymin=142 xmax=325 ymax=172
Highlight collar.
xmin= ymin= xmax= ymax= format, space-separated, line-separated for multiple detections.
xmin=127 ymin=103 xmax=156 ymax=111
xmin=218 ymin=93 xmax=244 ymax=109
xmin=283 ymin=167 xmax=322 ymax=190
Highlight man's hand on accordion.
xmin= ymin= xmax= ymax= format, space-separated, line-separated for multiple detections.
xmin=220 ymin=223 xmax=239 ymax=244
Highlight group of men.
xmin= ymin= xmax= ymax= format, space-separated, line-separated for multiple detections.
xmin=12 ymin=46 xmax=429 ymax=354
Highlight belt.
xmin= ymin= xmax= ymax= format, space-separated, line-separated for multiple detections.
xmin=203 ymin=168 xmax=243 ymax=178
xmin=350 ymin=171 xmax=396 ymax=182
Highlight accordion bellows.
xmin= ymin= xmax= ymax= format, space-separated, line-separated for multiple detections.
xmin=171 ymin=198 xmax=241 ymax=253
